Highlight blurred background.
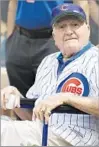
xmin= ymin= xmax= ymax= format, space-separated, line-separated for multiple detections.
xmin=1 ymin=0 xmax=8 ymax=67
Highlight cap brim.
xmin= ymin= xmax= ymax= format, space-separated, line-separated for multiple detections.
xmin=52 ymin=12 xmax=85 ymax=25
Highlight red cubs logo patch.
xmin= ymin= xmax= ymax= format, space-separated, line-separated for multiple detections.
xmin=61 ymin=78 xmax=83 ymax=95
xmin=57 ymin=73 xmax=89 ymax=96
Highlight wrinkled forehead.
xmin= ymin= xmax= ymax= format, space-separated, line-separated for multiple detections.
xmin=53 ymin=15 xmax=85 ymax=26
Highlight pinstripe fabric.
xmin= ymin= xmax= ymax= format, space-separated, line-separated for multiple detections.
xmin=26 ymin=46 xmax=99 ymax=146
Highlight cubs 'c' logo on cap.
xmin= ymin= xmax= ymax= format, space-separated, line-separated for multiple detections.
xmin=57 ymin=72 xmax=89 ymax=96
xmin=60 ymin=4 xmax=69 ymax=11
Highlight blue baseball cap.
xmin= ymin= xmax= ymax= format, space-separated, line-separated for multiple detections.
xmin=52 ymin=4 xmax=87 ymax=25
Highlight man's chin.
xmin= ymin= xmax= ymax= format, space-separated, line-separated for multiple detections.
xmin=63 ymin=44 xmax=80 ymax=56
xmin=64 ymin=41 xmax=80 ymax=49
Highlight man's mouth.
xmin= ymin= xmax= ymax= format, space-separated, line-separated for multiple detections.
xmin=64 ymin=38 xmax=77 ymax=41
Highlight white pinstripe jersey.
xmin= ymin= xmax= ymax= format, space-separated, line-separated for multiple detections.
xmin=27 ymin=45 xmax=99 ymax=146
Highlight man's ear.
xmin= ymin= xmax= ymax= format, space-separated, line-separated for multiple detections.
xmin=87 ymin=24 xmax=90 ymax=37
xmin=87 ymin=24 xmax=90 ymax=30
xmin=52 ymin=31 xmax=55 ymax=40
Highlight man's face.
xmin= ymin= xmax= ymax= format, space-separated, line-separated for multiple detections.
xmin=52 ymin=16 xmax=90 ymax=57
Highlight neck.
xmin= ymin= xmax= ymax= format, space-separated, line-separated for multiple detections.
xmin=63 ymin=56 xmax=70 ymax=62
xmin=63 ymin=53 xmax=74 ymax=61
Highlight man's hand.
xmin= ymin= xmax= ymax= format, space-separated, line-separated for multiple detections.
xmin=32 ymin=93 xmax=69 ymax=124
xmin=1 ymin=86 xmax=21 ymax=110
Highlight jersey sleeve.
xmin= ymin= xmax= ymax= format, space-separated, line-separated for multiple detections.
xmin=26 ymin=56 xmax=49 ymax=99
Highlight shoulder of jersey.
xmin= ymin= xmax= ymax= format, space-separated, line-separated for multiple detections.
xmin=44 ymin=52 xmax=60 ymax=62
xmin=88 ymin=46 xmax=99 ymax=57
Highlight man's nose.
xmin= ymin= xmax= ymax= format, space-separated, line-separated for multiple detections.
xmin=64 ymin=26 xmax=73 ymax=35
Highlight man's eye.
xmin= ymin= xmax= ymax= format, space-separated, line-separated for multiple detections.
xmin=59 ymin=25 xmax=65 ymax=29
xmin=73 ymin=23 xmax=79 ymax=26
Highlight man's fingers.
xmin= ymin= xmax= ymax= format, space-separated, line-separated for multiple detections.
xmin=32 ymin=108 xmax=37 ymax=121
xmin=32 ymin=112 xmax=35 ymax=121
xmin=44 ymin=109 xmax=51 ymax=124
xmin=33 ymin=106 xmax=45 ymax=121
xmin=33 ymin=102 xmax=52 ymax=123
xmin=36 ymin=111 xmax=41 ymax=121
xmin=15 ymin=95 xmax=20 ymax=108
xmin=39 ymin=111 xmax=44 ymax=121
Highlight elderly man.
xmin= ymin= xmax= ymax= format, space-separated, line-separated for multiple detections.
xmin=1 ymin=4 xmax=99 ymax=146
